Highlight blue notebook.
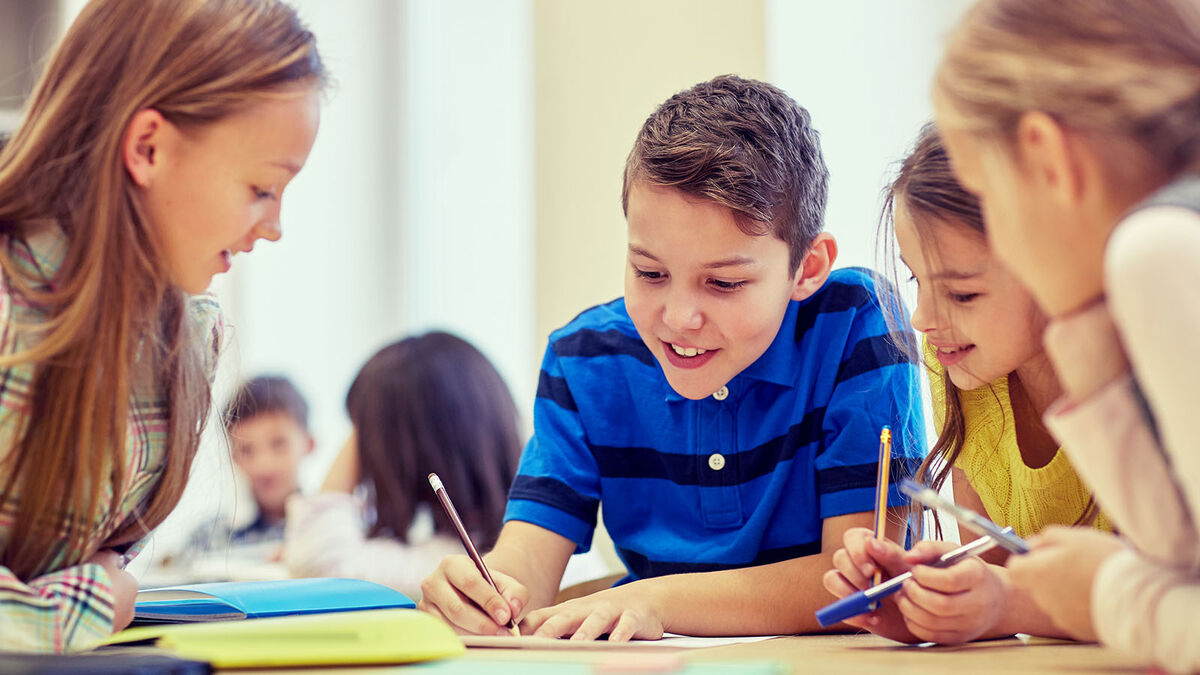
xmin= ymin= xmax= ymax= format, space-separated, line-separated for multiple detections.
xmin=133 ymin=577 xmax=415 ymax=623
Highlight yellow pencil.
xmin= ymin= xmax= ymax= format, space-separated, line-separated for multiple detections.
xmin=873 ymin=426 xmax=892 ymax=586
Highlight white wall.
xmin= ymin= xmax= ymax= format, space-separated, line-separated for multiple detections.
xmin=766 ymin=0 xmax=973 ymax=274
xmin=401 ymin=0 xmax=536 ymax=420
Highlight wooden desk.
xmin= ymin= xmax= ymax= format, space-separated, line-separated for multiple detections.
xmin=446 ymin=634 xmax=1150 ymax=674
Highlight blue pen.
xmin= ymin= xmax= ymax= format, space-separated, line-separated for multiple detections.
xmin=898 ymin=479 xmax=1031 ymax=555
xmin=815 ymin=534 xmax=1001 ymax=627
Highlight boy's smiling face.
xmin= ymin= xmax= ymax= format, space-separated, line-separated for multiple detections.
xmin=624 ymin=181 xmax=808 ymax=400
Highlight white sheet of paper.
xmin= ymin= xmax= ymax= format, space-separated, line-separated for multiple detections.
xmin=462 ymin=633 xmax=781 ymax=650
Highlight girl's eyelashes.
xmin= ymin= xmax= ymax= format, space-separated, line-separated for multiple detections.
xmin=909 ymin=272 xmax=979 ymax=303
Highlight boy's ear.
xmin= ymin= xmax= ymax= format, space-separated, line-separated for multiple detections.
xmin=123 ymin=108 xmax=171 ymax=188
xmin=790 ymin=233 xmax=837 ymax=302
xmin=304 ymin=434 xmax=315 ymax=456
xmin=1014 ymin=111 xmax=1082 ymax=207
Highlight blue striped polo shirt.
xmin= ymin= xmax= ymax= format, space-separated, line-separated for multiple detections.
xmin=506 ymin=267 xmax=925 ymax=581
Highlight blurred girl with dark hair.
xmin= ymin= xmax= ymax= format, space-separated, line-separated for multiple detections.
xmin=284 ymin=331 xmax=521 ymax=598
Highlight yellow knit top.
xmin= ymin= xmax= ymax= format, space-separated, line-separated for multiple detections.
xmin=926 ymin=345 xmax=1112 ymax=539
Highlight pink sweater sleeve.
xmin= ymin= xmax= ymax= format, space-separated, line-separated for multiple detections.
xmin=1043 ymin=206 xmax=1200 ymax=671
xmin=1093 ymin=549 xmax=1200 ymax=674
xmin=1044 ymin=374 xmax=1198 ymax=567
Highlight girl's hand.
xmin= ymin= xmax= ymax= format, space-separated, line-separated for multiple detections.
xmin=895 ymin=540 xmax=1011 ymax=644
xmin=521 ymin=583 xmax=664 ymax=642
xmin=418 ymin=554 xmax=529 ymax=635
xmin=1006 ymin=526 xmax=1124 ymax=642
xmin=822 ymin=527 xmax=922 ymax=643
xmin=88 ymin=549 xmax=137 ymax=632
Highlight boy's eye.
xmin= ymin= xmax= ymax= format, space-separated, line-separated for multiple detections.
xmin=633 ymin=268 xmax=664 ymax=281
xmin=709 ymin=278 xmax=747 ymax=291
xmin=251 ymin=186 xmax=278 ymax=200
xmin=949 ymin=292 xmax=980 ymax=303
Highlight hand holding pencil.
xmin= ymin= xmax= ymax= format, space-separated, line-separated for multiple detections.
xmin=420 ymin=473 xmax=524 ymax=636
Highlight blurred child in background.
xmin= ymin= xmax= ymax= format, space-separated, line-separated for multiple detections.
xmin=177 ymin=376 xmax=314 ymax=570
xmin=286 ymin=332 xmax=609 ymax=599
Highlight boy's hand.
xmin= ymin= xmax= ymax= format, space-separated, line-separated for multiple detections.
xmin=894 ymin=540 xmax=1011 ymax=645
xmin=419 ymin=554 xmax=530 ymax=635
xmin=1006 ymin=526 xmax=1124 ymax=642
xmin=88 ymin=550 xmax=137 ymax=632
xmin=521 ymin=582 xmax=664 ymax=642
xmin=822 ymin=526 xmax=921 ymax=643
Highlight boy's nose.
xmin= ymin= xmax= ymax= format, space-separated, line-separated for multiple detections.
xmin=662 ymin=290 xmax=704 ymax=333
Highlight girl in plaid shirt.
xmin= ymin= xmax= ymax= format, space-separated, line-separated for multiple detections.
xmin=0 ymin=0 xmax=324 ymax=652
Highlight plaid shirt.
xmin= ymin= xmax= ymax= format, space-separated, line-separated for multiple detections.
xmin=0 ymin=223 xmax=221 ymax=652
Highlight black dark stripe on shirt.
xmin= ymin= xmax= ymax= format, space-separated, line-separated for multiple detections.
xmin=834 ymin=332 xmax=915 ymax=386
xmin=816 ymin=456 xmax=923 ymax=496
xmin=508 ymin=475 xmax=599 ymax=526
xmin=536 ymin=371 xmax=578 ymax=412
xmin=618 ymin=540 xmax=822 ymax=579
xmin=552 ymin=328 xmax=655 ymax=367
xmin=590 ymin=408 xmax=824 ymax=486
xmin=793 ymin=280 xmax=876 ymax=341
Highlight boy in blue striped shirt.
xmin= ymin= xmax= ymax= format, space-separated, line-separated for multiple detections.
xmin=420 ymin=75 xmax=924 ymax=639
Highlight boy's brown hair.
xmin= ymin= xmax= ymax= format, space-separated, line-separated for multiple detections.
xmin=621 ymin=74 xmax=829 ymax=274
xmin=223 ymin=375 xmax=310 ymax=433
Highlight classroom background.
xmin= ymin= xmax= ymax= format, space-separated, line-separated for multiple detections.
xmin=0 ymin=0 xmax=969 ymax=574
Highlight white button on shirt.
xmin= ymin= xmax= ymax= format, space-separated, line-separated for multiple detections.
xmin=708 ymin=453 xmax=726 ymax=471
xmin=713 ymin=386 xmax=729 ymax=401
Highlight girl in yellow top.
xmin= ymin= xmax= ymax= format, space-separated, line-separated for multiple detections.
xmin=924 ymin=347 xmax=1110 ymax=541
xmin=824 ymin=125 xmax=1108 ymax=644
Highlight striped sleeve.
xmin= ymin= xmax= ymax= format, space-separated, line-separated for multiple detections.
xmin=504 ymin=341 xmax=601 ymax=552
xmin=0 ymin=561 xmax=115 ymax=653
xmin=815 ymin=284 xmax=925 ymax=519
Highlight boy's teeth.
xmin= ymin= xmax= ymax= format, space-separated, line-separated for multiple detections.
xmin=671 ymin=343 xmax=706 ymax=357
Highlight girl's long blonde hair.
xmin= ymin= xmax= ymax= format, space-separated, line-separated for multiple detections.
xmin=935 ymin=0 xmax=1200 ymax=175
xmin=0 ymin=0 xmax=324 ymax=580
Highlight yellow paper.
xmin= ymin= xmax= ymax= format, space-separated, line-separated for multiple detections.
xmin=103 ymin=608 xmax=464 ymax=668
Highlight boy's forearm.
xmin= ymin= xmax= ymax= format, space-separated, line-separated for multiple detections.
xmin=482 ymin=521 xmax=576 ymax=613
xmin=626 ymin=551 xmax=844 ymax=636
xmin=483 ymin=546 xmax=559 ymax=611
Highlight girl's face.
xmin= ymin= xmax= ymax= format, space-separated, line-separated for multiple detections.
xmin=894 ymin=200 xmax=1046 ymax=391
xmin=135 ymin=88 xmax=321 ymax=294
